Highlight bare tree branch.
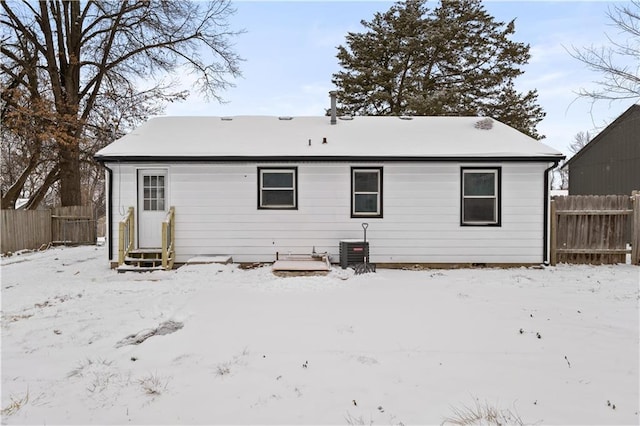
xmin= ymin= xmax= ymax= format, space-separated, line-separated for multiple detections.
xmin=570 ymin=0 xmax=640 ymax=103
xmin=1 ymin=0 xmax=242 ymax=207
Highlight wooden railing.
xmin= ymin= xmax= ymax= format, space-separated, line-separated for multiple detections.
xmin=118 ymin=207 xmax=135 ymax=266
xmin=162 ymin=206 xmax=176 ymax=270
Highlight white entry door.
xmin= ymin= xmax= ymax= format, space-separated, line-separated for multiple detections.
xmin=138 ymin=169 xmax=168 ymax=248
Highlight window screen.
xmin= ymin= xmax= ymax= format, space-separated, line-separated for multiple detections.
xmin=259 ymin=168 xmax=297 ymax=209
xmin=352 ymin=168 xmax=382 ymax=217
xmin=461 ymin=168 xmax=500 ymax=225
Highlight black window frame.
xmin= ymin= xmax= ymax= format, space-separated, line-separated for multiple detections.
xmin=351 ymin=167 xmax=383 ymax=218
xmin=258 ymin=167 xmax=298 ymax=210
xmin=460 ymin=167 xmax=501 ymax=226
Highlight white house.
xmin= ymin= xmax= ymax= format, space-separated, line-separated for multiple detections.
xmin=95 ymin=113 xmax=564 ymax=269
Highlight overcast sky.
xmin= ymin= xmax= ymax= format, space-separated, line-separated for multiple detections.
xmin=164 ymin=1 xmax=638 ymax=157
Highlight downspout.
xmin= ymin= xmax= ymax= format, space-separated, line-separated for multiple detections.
xmin=95 ymin=159 xmax=114 ymax=263
xmin=543 ymin=159 xmax=562 ymax=265
xmin=106 ymin=164 xmax=113 ymax=262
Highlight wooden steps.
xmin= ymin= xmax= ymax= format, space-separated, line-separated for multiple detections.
xmin=117 ymin=264 xmax=165 ymax=273
xmin=118 ymin=248 xmax=165 ymax=273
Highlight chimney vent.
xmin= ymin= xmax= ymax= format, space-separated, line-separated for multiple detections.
xmin=329 ymin=91 xmax=337 ymax=125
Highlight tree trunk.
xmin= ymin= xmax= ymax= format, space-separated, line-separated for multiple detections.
xmin=59 ymin=142 xmax=81 ymax=206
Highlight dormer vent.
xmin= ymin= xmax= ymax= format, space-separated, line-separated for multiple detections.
xmin=221 ymin=117 xmax=233 ymax=121
xmin=339 ymin=116 xmax=354 ymax=121
xmin=399 ymin=116 xmax=413 ymax=120
xmin=278 ymin=116 xmax=293 ymax=120
xmin=475 ymin=117 xmax=493 ymax=130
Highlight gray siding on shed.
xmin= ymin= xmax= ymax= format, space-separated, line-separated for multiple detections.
xmin=567 ymin=104 xmax=640 ymax=195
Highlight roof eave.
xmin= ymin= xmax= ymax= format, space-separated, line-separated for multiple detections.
xmin=95 ymin=154 xmax=565 ymax=163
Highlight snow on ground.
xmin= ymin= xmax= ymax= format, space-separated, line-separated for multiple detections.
xmin=1 ymin=245 xmax=638 ymax=425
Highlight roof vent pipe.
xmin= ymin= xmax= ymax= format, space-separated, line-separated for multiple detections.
xmin=329 ymin=91 xmax=337 ymax=125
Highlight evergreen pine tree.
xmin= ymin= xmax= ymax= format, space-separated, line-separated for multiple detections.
xmin=332 ymin=0 xmax=545 ymax=139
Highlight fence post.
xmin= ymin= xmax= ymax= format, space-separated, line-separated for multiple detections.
xmin=48 ymin=208 xmax=53 ymax=247
xmin=550 ymin=199 xmax=557 ymax=266
xmin=632 ymin=191 xmax=639 ymax=265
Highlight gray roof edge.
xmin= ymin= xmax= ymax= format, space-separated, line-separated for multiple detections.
xmin=95 ymin=154 xmax=565 ymax=163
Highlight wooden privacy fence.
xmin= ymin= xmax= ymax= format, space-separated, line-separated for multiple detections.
xmin=1 ymin=206 xmax=96 ymax=254
xmin=550 ymin=194 xmax=640 ymax=265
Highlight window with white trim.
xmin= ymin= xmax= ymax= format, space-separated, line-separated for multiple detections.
xmin=351 ymin=167 xmax=383 ymax=218
xmin=258 ymin=167 xmax=297 ymax=209
xmin=461 ymin=168 xmax=501 ymax=226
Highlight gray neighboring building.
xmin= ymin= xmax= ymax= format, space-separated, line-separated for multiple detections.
xmin=565 ymin=104 xmax=640 ymax=195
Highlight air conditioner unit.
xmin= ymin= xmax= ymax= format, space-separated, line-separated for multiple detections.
xmin=339 ymin=240 xmax=369 ymax=269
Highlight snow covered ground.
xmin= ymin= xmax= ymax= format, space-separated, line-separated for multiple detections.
xmin=1 ymin=245 xmax=638 ymax=425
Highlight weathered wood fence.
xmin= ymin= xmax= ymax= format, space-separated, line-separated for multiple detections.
xmin=1 ymin=206 xmax=96 ymax=254
xmin=550 ymin=194 xmax=639 ymax=265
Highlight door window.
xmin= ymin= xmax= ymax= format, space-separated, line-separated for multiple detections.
xmin=143 ymin=175 xmax=166 ymax=211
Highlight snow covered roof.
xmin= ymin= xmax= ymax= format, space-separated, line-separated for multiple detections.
xmin=95 ymin=115 xmax=564 ymax=161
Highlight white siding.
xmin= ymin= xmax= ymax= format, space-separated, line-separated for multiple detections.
xmin=108 ymin=163 xmax=138 ymax=226
xmin=109 ymin=161 xmax=550 ymax=264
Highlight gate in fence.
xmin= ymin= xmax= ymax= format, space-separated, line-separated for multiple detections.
xmin=51 ymin=206 xmax=97 ymax=245
xmin=550 ymin=194 xmax=639 ymax=265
